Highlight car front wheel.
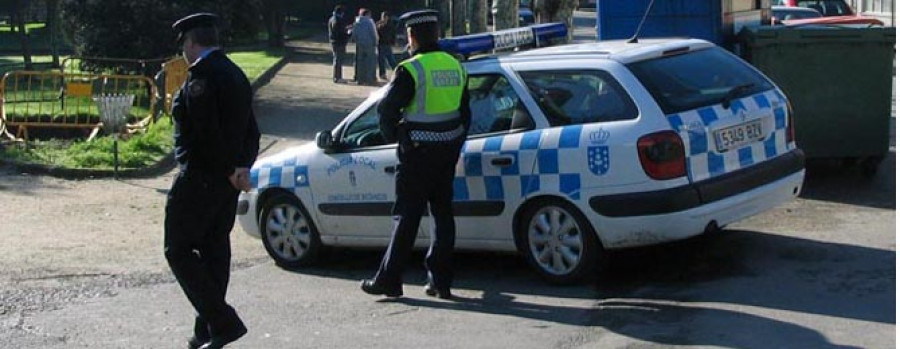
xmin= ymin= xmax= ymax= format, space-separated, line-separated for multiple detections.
xmin=518 ymin=199 xmax=601 ymax=284
xmin=258 ymin=192 xmax=322 ymax=269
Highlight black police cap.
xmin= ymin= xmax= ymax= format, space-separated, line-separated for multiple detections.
xmin=399 ymin=10 xmax=439 ymax=28
xmin=172 ymin=13 xmax=219 ymax=42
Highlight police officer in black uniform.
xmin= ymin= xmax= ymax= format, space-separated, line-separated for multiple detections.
xmin=165 ymin=13 xmax=260 ymax=349
xmin=360 ymin=10 xmax=470 ymax=300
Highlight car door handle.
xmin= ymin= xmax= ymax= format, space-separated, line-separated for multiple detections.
xmin=490 ymin=156 xmax=514 ymax=167
xmin=384 ymin=165 xmax=399 ymax=174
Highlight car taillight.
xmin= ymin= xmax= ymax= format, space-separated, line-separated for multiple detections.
xmin=785 ymin=101 xmax=795 ymax=143
xmin=637 ymin=131 xmax=686 ymax=180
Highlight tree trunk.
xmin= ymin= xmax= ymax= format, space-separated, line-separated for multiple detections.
xmin=13 ymin=0 xmax=32 ymax=70
xmin=46 ymin=0 xmax=60 ymax=67
xmin=434 ymin=0 xmax=450 ymax=37
xmin=469 ymin=0 xmax=487 ymax=33
xmin=451 ymin=0 xmax=467 ymax=36
xmin=552 ymin=0 xmax=578 ymax=42
xmin=493 ymin=0 xmax=519 ymax=31
xmin=262 ymin=0 xmax=285 ymax=47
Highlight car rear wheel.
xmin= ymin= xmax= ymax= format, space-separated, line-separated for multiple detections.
xmin=518 ymin=199 xmax=601 ymax=284
xmin=258 ymin=192 xmax=321 ymax=269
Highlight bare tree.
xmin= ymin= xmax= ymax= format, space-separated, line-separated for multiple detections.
xmin=493 ymin=0 xmax=519 ymax=30
xmin=468 ymin=0 xmax=487 ymax=33
xmin=451 ymin=0 xmax=466 ymax=36
xmin=12 ymin=0 xmax=33 ymax=70
xmin=551 ymin=0 xmax=578 ymax=41
xmin=535 ymin=0 xmax=577 ymax=41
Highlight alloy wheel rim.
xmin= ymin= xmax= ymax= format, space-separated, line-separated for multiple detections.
xmin=264 ymin=203 xmax=312 ymax=261
xmin=527 ymin=206 xmax=583 ymax=276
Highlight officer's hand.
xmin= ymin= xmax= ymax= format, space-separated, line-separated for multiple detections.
xmin=229 ymin=167 xmax=252 ymax=192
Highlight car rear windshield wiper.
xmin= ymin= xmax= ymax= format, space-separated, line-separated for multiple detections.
xmin=721 ymin=83 xmax=755 ymax=109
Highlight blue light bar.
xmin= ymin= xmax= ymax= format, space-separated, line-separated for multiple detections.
xmin=439 ymin=23 xmax=568 ymax=57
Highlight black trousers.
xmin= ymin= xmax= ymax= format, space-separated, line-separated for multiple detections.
xmin=164 ymin=170 xmax=243 ymax=339
xmin=374 ymin=142 xmax=463 ymax=290
xmin=332 ymin=43 xmax=346 ymax=81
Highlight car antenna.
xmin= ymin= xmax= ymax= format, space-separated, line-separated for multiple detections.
xmin=627 ymin=0 xmax=656 ymax=43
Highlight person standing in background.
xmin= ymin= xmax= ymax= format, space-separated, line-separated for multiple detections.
xmin=351 ymin=8 xmax=378 ymax=86
xmin=328 ymin=5 xmax=350 ymax=83
xmin=376 ymin=11 xmax=398 ymax=81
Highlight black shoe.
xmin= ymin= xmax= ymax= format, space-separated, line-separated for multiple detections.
xmin=187 ymin=336 xmax=207 ymax=349
xmin=424 ymin=283 xmax=452 ymax=299
xmin=198 ymin=324 xmax=247 ymax=349
xmin=360 ymin=279 xmax=402 ymax=298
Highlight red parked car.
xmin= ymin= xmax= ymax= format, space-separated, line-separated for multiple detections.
xmin=772 ymin=0 xmax=856 ymax=16
xmin=772 ymin=0 xmax=884 ymax=26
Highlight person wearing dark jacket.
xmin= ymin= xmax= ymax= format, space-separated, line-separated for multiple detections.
xmin=328 ymin=5 xmax=351 ymax=83
xmin=376 ymin=11 xmax=398 ymax=80
xmin=361 ymin=10 xmax=470 ymax=300
xmin=166 ymin=13 xmax=260 ymax=349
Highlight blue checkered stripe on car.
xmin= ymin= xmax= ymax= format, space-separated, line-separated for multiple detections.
xmin=665 ymin=90 xmax=791 ymax=182
xmin=250 ymin=156 xmax=309 ymax=189
xmin=452 ymin=125 xmax=585 ymax=202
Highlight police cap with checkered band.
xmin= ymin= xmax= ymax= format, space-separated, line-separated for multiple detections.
xmin=399 ymin=10 xmax=439 ymax=28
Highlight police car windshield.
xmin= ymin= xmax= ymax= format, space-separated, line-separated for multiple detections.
xmin=627 ymin=47 xmax=773 ymax=115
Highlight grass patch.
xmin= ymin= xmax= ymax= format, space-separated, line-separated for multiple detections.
xmin=1 ymin=119 xmax=174 ymax=169
xmin=227 ymin=49 xmax=284 ymax=82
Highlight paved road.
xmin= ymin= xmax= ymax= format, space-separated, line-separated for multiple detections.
xmin=0 ymin=12 xmax=895 ymax=349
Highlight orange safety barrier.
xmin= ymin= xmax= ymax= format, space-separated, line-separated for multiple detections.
xmin=159 ymin=56 xmax=188 ymax=114
xmin=0 ymin=70 xmax=157 ymax=140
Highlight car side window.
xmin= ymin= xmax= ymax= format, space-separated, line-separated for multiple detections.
xmin=518 ymin=70 xmax=638 ymax=127
xmin=467 ymin=74 xmax=535 ymax=137
xmin=340 ymin=105 xmax=386 ymax=149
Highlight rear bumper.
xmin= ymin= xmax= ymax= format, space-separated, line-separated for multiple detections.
xmin=589 ymin=148 xmax=805 ymax=217
xmin=586 ymin=149 xmax=805 ymax=249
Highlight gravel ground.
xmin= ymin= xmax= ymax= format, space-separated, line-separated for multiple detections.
xmin=0 ymin=169 xmax=271 ymax=318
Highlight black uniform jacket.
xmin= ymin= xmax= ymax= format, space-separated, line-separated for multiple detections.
xmin=172 ymin=49 xmax=260 ymax=177
xmin=377 ymin=43 xmax=471 ymax=148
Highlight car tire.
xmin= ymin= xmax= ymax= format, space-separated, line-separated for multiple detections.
xmin=517 ymin=198 xmax=601 ymax=285
xmin=258 ymin=192 xmax=322 ymax=269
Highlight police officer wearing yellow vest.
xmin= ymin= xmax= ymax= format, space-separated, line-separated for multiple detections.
xmin=361 ymin=10 xmax=470 ymax=300
xmin=166 ymin=13 xmax=259 ymax=349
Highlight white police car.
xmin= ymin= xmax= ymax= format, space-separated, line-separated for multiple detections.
xmin=237 ymin=24 xmax=805 ymax=284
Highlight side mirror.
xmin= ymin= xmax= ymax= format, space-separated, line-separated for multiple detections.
xmin=315 ymin=130 xmax=334 ymax=149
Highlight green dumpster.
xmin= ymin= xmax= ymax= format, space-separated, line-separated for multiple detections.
xmin=738 ymin=26 xmax=895 ymax=176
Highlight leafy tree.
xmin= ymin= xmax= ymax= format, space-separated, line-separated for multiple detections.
xmin=60 ymin=0 xmax=260 ymax=75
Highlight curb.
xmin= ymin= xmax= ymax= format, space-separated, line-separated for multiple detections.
xmin=1 ymin=51 xmax=293 ymax=179
xmin=0 ymin=152 xmax=176 ymax=180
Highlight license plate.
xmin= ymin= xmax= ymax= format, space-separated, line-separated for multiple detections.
xmin=714 ymin=119 xmax=764 ymax=152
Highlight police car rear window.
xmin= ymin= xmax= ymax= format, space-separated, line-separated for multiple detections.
xmin=519 ymin=70 xmax=638 ymax=127
xmin=627 ymin=47 xmax=773 ymax=115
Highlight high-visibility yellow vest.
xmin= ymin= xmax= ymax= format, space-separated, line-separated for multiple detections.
xmin=399 ymin=51 xmax=466 ymax=126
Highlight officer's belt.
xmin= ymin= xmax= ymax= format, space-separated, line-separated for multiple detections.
xmin=409 ymin=125 xmax=465 ymax=142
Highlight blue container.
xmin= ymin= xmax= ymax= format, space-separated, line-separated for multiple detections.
xmin=596 ymin=0 xmax=723 ymax=44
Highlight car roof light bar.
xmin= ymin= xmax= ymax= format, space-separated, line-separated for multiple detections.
xmin=439 ymin=23 xmax=568 ymax=58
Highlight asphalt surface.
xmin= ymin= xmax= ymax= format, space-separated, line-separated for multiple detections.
xmin=0 ymin=11 xmax=895 ymax=349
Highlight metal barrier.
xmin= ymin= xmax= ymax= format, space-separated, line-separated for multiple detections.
xmin=159 ymin=56 xmax=188 ymax=114
xmin=0 ymin=70 xmax=157 ymax=140
xmin=59 ymin=56 xmax=170 ymax=76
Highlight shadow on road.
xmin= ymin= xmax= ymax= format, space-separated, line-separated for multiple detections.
xmin=273 ymin=222 xmax=893 ymax=344
xmin=593 ymin=228 xmax=893 ymax=347
xmin=800 ymin=150 xmax=895 ymax=210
